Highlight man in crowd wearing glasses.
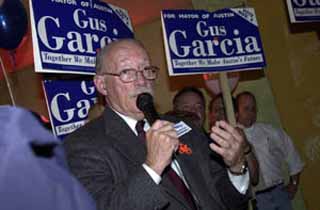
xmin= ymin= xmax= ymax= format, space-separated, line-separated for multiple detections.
xmin=64 ymin=39 xmax=251 ymax=210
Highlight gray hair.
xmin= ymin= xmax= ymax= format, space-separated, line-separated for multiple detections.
xmin=95 ymin=39 xmax=146 ymax=74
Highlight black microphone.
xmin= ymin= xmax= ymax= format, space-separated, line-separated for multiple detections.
xmin=136 ymin=93 xmax=159 ymax=125
xmin=137 ymin=92 xmax=180 ymax=156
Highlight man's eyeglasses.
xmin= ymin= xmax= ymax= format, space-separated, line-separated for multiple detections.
xmin=100 ymin=66 xmax=159 ymax=83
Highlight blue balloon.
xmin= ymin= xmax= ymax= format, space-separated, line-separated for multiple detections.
xmin=0 ymin=0 xmax=28 ymax=50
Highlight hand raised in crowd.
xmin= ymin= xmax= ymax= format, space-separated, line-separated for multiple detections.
xmin=145 ymin=120 xmax=180 ymax=175
xmin=209 ymin=120 xmax=248 ymax=173
xmin=285 ymin=183 xmax=298 ymax=200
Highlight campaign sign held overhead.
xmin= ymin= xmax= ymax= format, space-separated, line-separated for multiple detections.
xmin=161 ymin=8 xmax=266 ymax=76
xmin=43 ymin=79 xmax=97 ymax=139
xmin=30 ymin=0 xmax=134 ymax=75
xmin=287 ymin=0 xmax=320 ymax=23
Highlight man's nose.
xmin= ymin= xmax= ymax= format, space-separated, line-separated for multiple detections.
xmin=135 ymin=71 xmax=147 ymax=85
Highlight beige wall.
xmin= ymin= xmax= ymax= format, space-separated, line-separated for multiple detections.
xmin=251 ymin=1 xmax=320 ymax=209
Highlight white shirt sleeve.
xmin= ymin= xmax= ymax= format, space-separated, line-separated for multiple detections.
xmin=142 ymin=163 xmax=162 ymax=184
xmin=227 ymin=170 xmax=250 ymax=194
xmin=278 ymin=128 xmax=304 ymax=175
xmin=142 ymin=162 xmax=250 ymax=194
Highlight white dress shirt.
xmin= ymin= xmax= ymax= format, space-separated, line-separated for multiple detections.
xmin=243 ymin=122 xmax=304 ymax=191
xmin=114 ymin=110 xmax=249 ymax=194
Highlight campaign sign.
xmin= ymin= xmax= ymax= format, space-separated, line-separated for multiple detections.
xmin=43 ymin=79 xmax=97 ymax=139
xmin=161 ymin=8 xmax=266 ymax=76
xmin=287 ymin=0 xmax=320 ymax=23
xmin=30 ymin=0 xmax=134 ymax=75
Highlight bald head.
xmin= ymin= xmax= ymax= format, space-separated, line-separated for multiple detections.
xmin=93 ymin=38 xmax=155 ymax=120
xmin=235 ymin=91 xmax=257 ymax=128
xmin=96 ymin=39 xmax=148 ymax=74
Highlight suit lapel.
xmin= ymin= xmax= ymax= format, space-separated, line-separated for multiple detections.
xmin=102 ymin=109 xmax=206 ymax=209
xmin=175 ymin=153 xmax=208 ymax=207
xmin=103 ymin=107 xmax=146 ymax=165
xmin=160 ymin=170 xmax=193 ymax=210
xmin=174 ymin=132 xmax=214 ymax=209
xmin=160 ymin=152 xmax=207 ymax=210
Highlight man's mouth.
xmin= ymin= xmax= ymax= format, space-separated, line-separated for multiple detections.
xmin=130 ymin=90 xmax=153 ymax=98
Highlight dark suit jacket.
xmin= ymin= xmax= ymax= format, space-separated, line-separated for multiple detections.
xmin=63 ymin=107 xmax=248 ymax=210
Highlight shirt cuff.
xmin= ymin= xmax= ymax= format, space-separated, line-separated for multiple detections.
xmin=227 ymin=170 xmax=250 ymax=194
xmin=142 ymin=163 xmax=162 ymax=184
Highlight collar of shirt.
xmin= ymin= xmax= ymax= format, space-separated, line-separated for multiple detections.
xmin=112 ymin=108 xmax=150 ymax=135
xmin=237 ymin=122 xmax=255 ymax=132
xmin=244 ymin=123 xmax=256 ymax=133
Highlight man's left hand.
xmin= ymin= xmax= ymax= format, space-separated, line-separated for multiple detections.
xmin=285 ymin=183 xmax=298 ymax=200
xmin=209 ymin=121 xmax=248 ymax=172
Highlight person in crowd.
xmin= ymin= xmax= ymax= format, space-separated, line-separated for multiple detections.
xmin=63 ymin=39 xmax=251 ymax=210
xmin=0 ymin=105 xmax=96 ymax=210
xmin=86 ymin=103 xmax=105 ymax=123
xmin=208 ymin=95 xmax=229 ymax=128
xmin=208 ymin=95 xmax=259 ymax=186
xmin=172 ymin=86 xmax=206 ymax=128
xmin=86 ymin=92 xmax=106 ymax=123
xmin=165 ymin=109 xmax=201 ymax=128
xmin=235 ymin=91 xmax=304 ymax=210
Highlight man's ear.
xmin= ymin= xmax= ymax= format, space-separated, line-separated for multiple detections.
xmin=94 ymin=75 xmax=107 ymax=96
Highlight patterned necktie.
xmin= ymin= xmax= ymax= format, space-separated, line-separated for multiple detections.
xmin=135 ymin=120 xmax=197 ymax=210
xmin=135 ymin=120 xmax=146 ymax=141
